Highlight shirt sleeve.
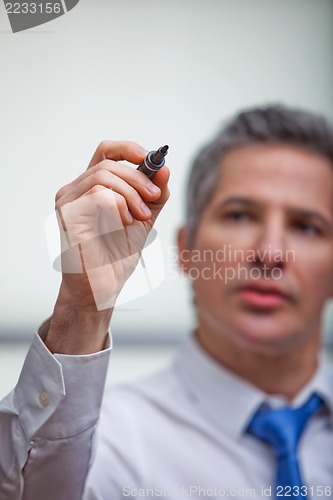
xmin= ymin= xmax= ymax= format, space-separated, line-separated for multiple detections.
xmin=0 ymin=319 xmax=111 ymax=500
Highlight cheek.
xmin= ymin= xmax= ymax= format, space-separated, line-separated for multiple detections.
xmin=194 ymin=227 xmax=255 ymax=269
xmin=199 ymin=225 xmax=256 ymax=248
xmin=292 ymin=244 xmax=333 ymax=297
xmin=309 ymin=263 xmax=333 ymax=296
xmin=190 ymin=261 xmax=230 ymax=306
xmin=200 ymin=233 xmax=263 ymax=278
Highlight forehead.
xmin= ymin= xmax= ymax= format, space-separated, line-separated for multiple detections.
xmin=210 ymin=144 xmax=333 ymax=213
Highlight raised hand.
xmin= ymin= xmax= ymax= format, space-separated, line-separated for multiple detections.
xmin=45 ymin=141 xmax=170 ymax=354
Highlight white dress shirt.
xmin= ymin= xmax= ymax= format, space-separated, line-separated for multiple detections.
xmin=84 ymin=334 xmax=333 ymax=500
xmin=0 ymin=322 xmax=110 ymax=500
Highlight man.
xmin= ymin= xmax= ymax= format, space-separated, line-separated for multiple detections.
xmin=82 ymin=106 xmax=333 ymax=498
xmin=1 ymin=105 xmax=332 ymax=499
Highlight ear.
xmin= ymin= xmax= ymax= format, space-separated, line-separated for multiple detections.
xmin=177 ymin=226 xmax=191 ymax=275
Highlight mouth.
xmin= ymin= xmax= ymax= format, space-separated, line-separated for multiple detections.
xmin=237 ymin=284 xmax=289 ymax=309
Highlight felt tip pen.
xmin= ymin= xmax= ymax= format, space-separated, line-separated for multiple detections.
xmin=137 ymin=145 xmax=169 ymax=179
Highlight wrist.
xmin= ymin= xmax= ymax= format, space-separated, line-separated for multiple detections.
xmin=45 ymin=284 xmax=113 ymax=354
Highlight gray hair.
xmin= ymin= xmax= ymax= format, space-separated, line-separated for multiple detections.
xmin=186 ymin=104 xmax=333 ymax=247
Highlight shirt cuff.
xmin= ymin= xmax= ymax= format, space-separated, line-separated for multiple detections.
xmin=15 ymin=318 xmax=111 ymax=440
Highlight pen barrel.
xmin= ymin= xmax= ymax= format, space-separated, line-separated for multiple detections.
xmin=137 ymin=150 xmax=166 ymax=179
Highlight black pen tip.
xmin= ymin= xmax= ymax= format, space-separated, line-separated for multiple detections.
xmin=150 ymin=145 xmax=169 ymax=166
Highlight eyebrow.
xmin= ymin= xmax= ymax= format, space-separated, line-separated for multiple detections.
xmin=214 ymin=197 xmax=333 ymax=230
xmin=215 ymin=197 xmax=256 ymax=209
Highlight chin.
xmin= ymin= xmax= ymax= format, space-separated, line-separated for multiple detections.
xmin=232 ymin=314 xmax=297 ymax=352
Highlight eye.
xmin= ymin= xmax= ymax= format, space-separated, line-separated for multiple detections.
xmin=293 ymin=221 xmax=320 ymax=236
xmin=224 ymin=210 xmax=251 ymax=221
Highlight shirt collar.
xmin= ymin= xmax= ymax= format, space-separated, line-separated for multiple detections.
xmin=174 ymin=333 xmax=333 ymax=438
xmin=174 ymin=333 xmax=265 ymax=440
xmin=292 ymin=353 xmax=333 ymax=425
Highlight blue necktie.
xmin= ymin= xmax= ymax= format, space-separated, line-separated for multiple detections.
xmin=246 ymin=393 xmax=322 ymax=499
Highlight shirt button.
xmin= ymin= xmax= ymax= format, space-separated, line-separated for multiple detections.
xmin=39 ymin=391 xmax=50 ymax=407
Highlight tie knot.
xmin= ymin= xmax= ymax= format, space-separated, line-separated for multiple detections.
xmin=247 ymin=393 xmax=322 ymax=458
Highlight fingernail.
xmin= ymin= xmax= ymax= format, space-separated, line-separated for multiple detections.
xmin=146 ymin=182 xmax=160 ymax=194
xmin=137 ymin=147 xmax=149 ymax=157
xmin=140 ymin=202 xmax=151 ymax=216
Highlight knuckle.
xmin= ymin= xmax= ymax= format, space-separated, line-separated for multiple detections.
xmin=55 ymin=190 xmax=61 ymax=203
xmin=124 ymin=185 xmax=141 ymax=206
xmin=55 ymin=196 xmax=69 ymax=211
xmin=90 ymin=184 xmax=105 ymax=194
xmin=97 ymin=140 xmax=113 ymax=152
xmin=97 ymin=159 xmax=112 ymax=171
xmin=116 ymin=194 xmax=127 ymax=209
xmin=87 ymin=184 xmax=106 ymax=195
xmin=55 ymin=186 xmax=66 ymax=203
xmin=92 ymin=169 xmax=110 ymax=185
xmin=114 ymin=195 xmax=127 ymax=215
xmin=126 ymin=140 xmax=141 ymax=149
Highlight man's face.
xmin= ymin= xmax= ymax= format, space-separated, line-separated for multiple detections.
xmin=180 ymin=144 xmax=333 ymax=354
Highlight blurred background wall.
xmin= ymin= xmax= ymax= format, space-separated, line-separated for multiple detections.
xmin=0 ymin=0 xmax=332 ymax=397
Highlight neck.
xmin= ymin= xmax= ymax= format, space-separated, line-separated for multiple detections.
xmin=196 ymin=326 xmax=320 ymax=401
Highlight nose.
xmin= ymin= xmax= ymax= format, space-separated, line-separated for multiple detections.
xmin=252 ymin=213 xmax=287 ymax=271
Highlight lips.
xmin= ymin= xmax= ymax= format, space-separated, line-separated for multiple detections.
xmin=238 ymin=284 xmax=288 ymax=309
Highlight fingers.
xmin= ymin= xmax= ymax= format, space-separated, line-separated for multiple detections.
xmin=55 ymin=141 xmax=170 ymax=230
xmin=59 ymin=186 xmax=132 ymax=246
xmin=58 ymin=171 xmax=152 ymax=220
xmin=56 ymin=140 xmax=150 ymax=202
xmin=85 ymin=140 xmax=171 ymax=217
xmin=87 ymin=140 xmax=148 ymax=169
